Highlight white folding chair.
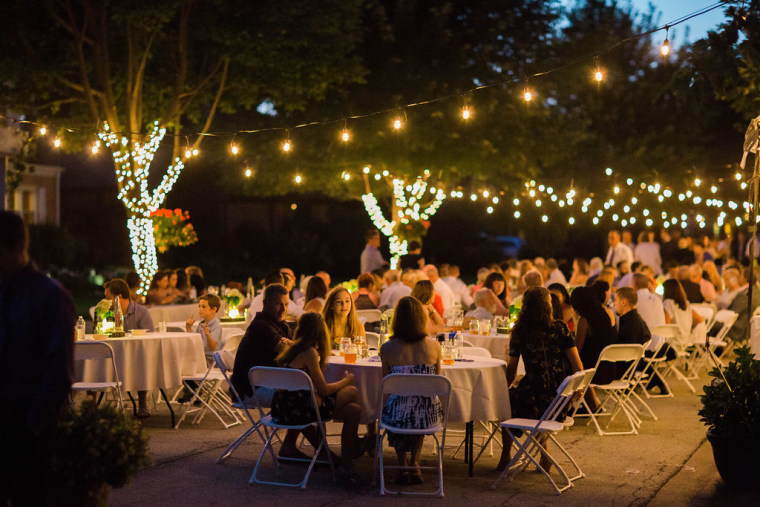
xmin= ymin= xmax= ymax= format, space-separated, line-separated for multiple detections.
xmin=365 ymin=332 xmax=380 ymax=349
xmin=574 ymin=344 xmax=646 ymax=436
xmin=708 ymin=309 xmax=739 ymax=360
xmin=221 ymin=329 xmax=244 ymax=350
xmin=639 ymin=334 xmax=673 ymax=400
xmin=375 ymin=373 xmax=451 ymax=497
xmin=71 ymin=341 xmax=124 ymax=410
xmin=491 ymin=369 xmax=595 ymax=495
xmin=356 ymin=309 xmax=382 ymax=324
xmin=173 ymin=337 xmax=243 ymax=429
xmin=460 ymin=346 xmax=491 ymax=358
xmin=651 ymin=324 xmax=696 ymax=393
xmin=213 ymin=350 xmax=272 ymax=464
xmin=249 ymin=367 xmax=335 ymax=489
xmin=692 ymin=303 xmax=717 ymax=332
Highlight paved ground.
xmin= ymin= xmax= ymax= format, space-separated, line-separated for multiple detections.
xmin=110 ymin=369 xmax=755 ymax=506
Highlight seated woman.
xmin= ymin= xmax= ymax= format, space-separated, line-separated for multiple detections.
xmin=662 ymin=278 xmax=705 ymax=341
xmin=498 ymin=287 xmax=583 ymax=472
xmin=410 ymin=280 xmax=448 ymax=334
xmin=352 ymin=273 xmax=379 ymax=309
xmin=274 ymin=312 xmax=363 ymax=482
xmin=146 ymin=270 xmax=175 ymax=305
xmin=569 ymin=258 xmax=589 ymax=286
xmin=483 ymin=271 xmax=512 ymax=311
xmin=322 ymin=286 xmax=366 ymax=348
xmin=170 ymin=268 xmax=191 ymax=304
xmin=379 ymin=296 xmax=443 ymax=484
xmin=570 ymin=285 xmax=617 ymax=409
xmin=548 ymin=283 xmax=575 ymax=332
xmin=303 ymin=276 xmax=328 ymax=314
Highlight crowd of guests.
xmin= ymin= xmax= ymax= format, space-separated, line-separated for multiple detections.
xmin=88 ymin=225 xmax=760 ymax=486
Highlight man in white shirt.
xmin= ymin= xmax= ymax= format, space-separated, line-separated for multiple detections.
xmin=631 ymin=273 xmax=665 ymax=331
xmin=360 ymin=228 xmax=387 ymax=274
xmin=246 ymin=272 xmax=303 ymax=323
xmin=424 ymin=264 xmax=455 ymax=311
xmin=465 ymin=289 xmax=498 ymax=320
xmin=443 ymin=264 xmax=473 ymax=308
xmin=543 ymin=258 xmax=567 ymax=287
xmin=605 ymin=230 xmax=634 ymax=267
xmin=379 ymin=269 xmax=412 ymax=310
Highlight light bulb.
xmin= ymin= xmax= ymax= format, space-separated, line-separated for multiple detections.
xmin=523 ymin=89 xmax=533 ymax=102
xmin=230 ymin=143 xmax=239 ymax=155
xmin=462 ymin=107 xmax=471 ymax=120
xmin=39 ymin=126 xmax=47 ymax=136
xmin=363 ymin=166 xmax=370 ymax=174
xmin=192 ymin=148 xmax=199 ymax=157
xmin=393 ymin=118 xmax=403 ymax=130
xmin=661 ymin=38 xmax=670 ymax=56
xmin=341 ymin=129 xmax=350 ymax=142
xmin=53 ymin=137 xmax=61 ymax=148
xmin=294 ymin=174 xmax=302 ymax=184
xmin=185 ymin=149 xmax=192 ymax=158
xmin=282 ymin=140 xmax=291 ymax=152
xmin=91 ymin=142 xmax=99 ymax=154
xmin=594 ymin=69 xmax=603 ymax=82
xmin=244 ymin=168 xmax=252 ymax=178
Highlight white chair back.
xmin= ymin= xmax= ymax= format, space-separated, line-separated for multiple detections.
xmin=381 ymin=373 xmax=451 ymax=398
xmin=365 ymin=332 xmax=380 ymax=348
xmin=356 ymin=309 xmax=382 ymax=323
xmin=460 ymin=346 xmax=491 ymax=358
xmin=250 ymin=366 xmax=314 ymax=393
xmin=692 ymin=303 xmax=716 ymax=329
xmin=222 ymin=330 xmax=244 ymax=351
xmin=596 ymin=343 xmax=646 ymax=364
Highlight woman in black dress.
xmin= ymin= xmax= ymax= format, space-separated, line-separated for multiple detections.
xmin=498 ymin=287 xmax=583 ymax=471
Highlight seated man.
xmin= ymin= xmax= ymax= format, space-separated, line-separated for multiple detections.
xmin=186 ymin=294 xmax=223 ymax=359
xmin=614 ymin=287 xmax=650 ymax=345
xmin=232 ymin=283 xmax=309 ymax=459
xmin=443 ymin=264 xmax=473 ymax=309
xmin=104 ymin=278 xmax=155 ymax=417
xmin=379 ymin=269 xmax=412 ymax=310
xmin=246 ymin=271 xmax=304 ymax=323
xmin=466 ymin=288 xmax=498 ymax=321
xmin=630 ymin=273 xmax=665 ymax=332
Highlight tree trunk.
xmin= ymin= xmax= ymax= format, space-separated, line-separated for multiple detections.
xmin=126 ymin=214 xmax=158 ymax=295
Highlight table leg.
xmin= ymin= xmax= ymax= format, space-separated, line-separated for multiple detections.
xmin=467 ymin=421 xmax=475 ymax=477
xmin=159 ymin=389 xmax=175 ymax=427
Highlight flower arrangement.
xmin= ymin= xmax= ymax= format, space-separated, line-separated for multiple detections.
xmin=95 ymin=298 xmax=113 ymax=318
xmin=94 ymin=298 xmax=114 ymax=334
xmin=49 ymin=400 xmax=150 ymax=500
xmin=150 ymin=208 xmax=198 ymax=253
xmin=340 ymin=278 xmax=358 ymax=294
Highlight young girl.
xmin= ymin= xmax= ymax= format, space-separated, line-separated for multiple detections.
xmin=322 ymin=286 xmax=365 ymax=347
xmin=274 ymin=312 xmax=363 ymax=482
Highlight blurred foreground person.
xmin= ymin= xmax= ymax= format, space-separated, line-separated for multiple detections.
xmin=0 ymin=211 xmax=75 ymax=504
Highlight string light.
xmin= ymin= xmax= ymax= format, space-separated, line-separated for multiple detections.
xmin=281 ymin=139 xmax=292 ymax=152
xmin=53 ymin=137 xmax=61 ymax=148
xmin=393 ymin=116 xmax=403 ymax=130
xmin=244 ymin=168 xmax=253 ymax=178
xmin=39 ymin=126 xmax=47 ymax=136
xmin=461 ymin=106 xmax=471 ymax=120
xmin=91 ymin=141 xmax=99 ymax=154
xmin=230 ymin=142 xmax=239 ymax=155
xmin=341 ymin=129 xmax=351 ymax=142
xmin=294 ymin=174 xmax=302 ymax=184
xmin=661 ymin=27 xmax=671 ymax=57
xmin=523 ymin=87 xmax=533 ymax=102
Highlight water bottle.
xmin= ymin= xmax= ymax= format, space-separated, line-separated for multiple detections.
xmin=454 ymin=331 xmax=464 ymax=359
xmin=75 ymin=316 xmax=86 ymax=341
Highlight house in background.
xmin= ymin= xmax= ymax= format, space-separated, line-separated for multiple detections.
xmin=1 ymin=124 xmax=64 ymax=225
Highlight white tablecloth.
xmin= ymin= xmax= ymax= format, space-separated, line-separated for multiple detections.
xmin=750 ymin=316 xmax=760 ymax=359
xmin=324 ymin=356 xmax=511 ymax=425
xmin=461 ymin=332 xmax=510 ymax=360
xmin=77 ymin=332 xmax=206 ymax=391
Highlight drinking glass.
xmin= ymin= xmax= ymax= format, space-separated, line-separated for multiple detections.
xmin=344 ymin=344 xmax=358 ymax=364
xmin=469 ymin=320 xmax=480 ymax=335
xmin=453 ymin=316 xmax=463 ymax=332
xmin=340 ymin=337 xmax=352 ymax=357
xmin=159 ymin=321 xmax=167 ymax=333
xmin=354 ymin=335 xmax=367 ymax=358
xmin=442 ymin=344 xmax=456 ymax=365
xmin=480 ymin=319 xmax=491 ymax=336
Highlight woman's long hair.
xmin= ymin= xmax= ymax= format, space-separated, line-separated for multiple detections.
xmin=392 ymin=296 xmax=428 ymax=343
xmin=662 ymin=278 xmax=688 ymax=311
xmin=570 ymin=285 xmax=613 ymax=338
xmin=513 ymin=287 xmax=553 ymax=338
xmin=304 ymin=276 xmax=328 ymax=305
xmin=276 ymin=312 xmax=331 ymax=370
xmin=411 ymin=279 xmax=435 ymax=305
xmin=322 ymin=287 xmax=363 ymax=339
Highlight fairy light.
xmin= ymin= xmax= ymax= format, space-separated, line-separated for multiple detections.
xmin=393 ymin=117 xmax=403 ymax=130
xmin=39 ymin=126 xmax=47 ymax=136
xmin=605 ymin=167 xmax=613 ymax=176
xmin=523 ymin=87 xmax=533 ymax=102
xmin=694 ymin=177 xmax=701 ymax=187
xmin=461 ymin=106 xmax=471 ymax=120
xmin=594 ymin=69 xmax=603 ymax=82
xmin=185 ymin=148 xmax=192 ymax=158
xmin=736 ymin=172 xmax=743 ymax=180
xmin=244 ymin=168 xmax=253 ymax=178
xmin=341 ymin=129 xmax=351 ymax=142
xmin=514 ymin=211 xmax=521 ymax=218
xmin=487 ymin=206 xmax=493 ymax=214
xmin=53 ymin=137 xmax=61 ymax=148
xmin=627 ymin=178 xmax=633 ymax=185
xmin=192 ymin=148 xmax=199 ymax=157
xmin=230 ymin=142 xmax=239 ymax=155
xmin=282 ymin=139 xmax=292 ymax=152
xmin=91 ymin=141 xmax=100 ymax=154
xmin=569 ymin=217 xmax=575 ymax=225
xmin=97 ymin=120 xmax=182 ymax=294
xmin=294 ymin=174 xmax=302 ymax=184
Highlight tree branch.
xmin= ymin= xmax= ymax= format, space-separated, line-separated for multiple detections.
xmin=163 ymin=2 xmax=192 ymax=125
xmin=64 ymin=0 xmax=101 ymax=123
xmin=191 ymin=57 xmax=229 ymax=150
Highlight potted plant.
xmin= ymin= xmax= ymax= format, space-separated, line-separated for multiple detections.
xmin=699 ymin=346 xmax=760 ymax=487
xmin=49 ymin=400 xmax=150 ymax=506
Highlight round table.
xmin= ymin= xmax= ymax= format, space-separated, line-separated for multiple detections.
xmin=324 ymin=356 xmax=511 ymax=425
xmin=77 ymin=332 xmax=206 ymax=392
